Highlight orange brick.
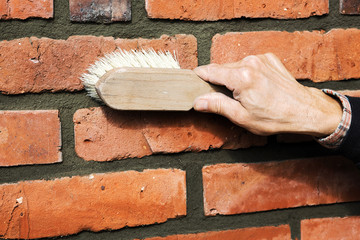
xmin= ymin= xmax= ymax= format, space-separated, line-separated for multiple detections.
xmin=0 ymin=35 xmax=197 ymax=94
xmin=145 ymin=0 xmax=328 ymax=20
xmin=0 ymin=0 xmax=53 ymax=20
xmin=203 ymin=156 xmax=360 ymax=216
xmin=301 ymin=216 xmax=360 ymax=239
xmin=0 ymin=1 xmax=7 ymax=18
xmin=211 ymin=29 xmax=360 ymax=82
xmin=0 ymin=169 xmax=186 ymax=239
xmin=137 ymin=225 xmax=291 ymax=240
xmin=0 ymin=110 xmax=61 ymax=166
xmin=73 ymin=107 xmax=266 ymax=161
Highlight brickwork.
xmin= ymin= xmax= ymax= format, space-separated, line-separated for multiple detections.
xmin=0 ymin=0 xmax=360 ymax=239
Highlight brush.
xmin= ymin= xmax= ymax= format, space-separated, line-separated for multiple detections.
xmin=81 ymin=49 xmax=230 ymax=111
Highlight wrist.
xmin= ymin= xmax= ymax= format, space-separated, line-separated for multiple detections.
xmin=302 ymin=88 xmax=343 ymax=137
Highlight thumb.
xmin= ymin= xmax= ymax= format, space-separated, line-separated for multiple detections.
xmin=193 ymin=92 xmax=247 ymax=125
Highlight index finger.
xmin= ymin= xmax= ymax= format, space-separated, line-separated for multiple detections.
xmin=194 ymin=64 xmax=235 ymax=91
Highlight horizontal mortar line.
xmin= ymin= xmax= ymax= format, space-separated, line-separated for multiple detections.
xmin=0 ymin=142 xmax=334 ymax=184
xmin=0 ymin=141 xmax=338 ymax=184
xmin=2 ymin=21 xmax=360 ymax=41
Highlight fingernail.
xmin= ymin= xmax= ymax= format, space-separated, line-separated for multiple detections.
xmin=194 ymin=99 xmax=208 ymax=111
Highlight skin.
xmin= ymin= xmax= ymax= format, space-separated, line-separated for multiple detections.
xmin=193 ymin=53 xmax=343 ymax=137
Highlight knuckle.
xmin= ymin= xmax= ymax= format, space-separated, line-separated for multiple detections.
xmin=264 ymin=52 xmax=275 ymax=58
xmin=236 ymin=67 xmax=254 ymax=85
xmin=205 ymin=63 xmax=221 ymax=75
xmin=264 ymin=52 xmax=279 ymax=62
xmin=242 ymin=55 xmax=262 ymax=67
xmin=208 ymin=63 xmax=219 ymax=69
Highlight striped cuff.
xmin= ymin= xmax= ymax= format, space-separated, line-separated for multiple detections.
xmin=316 ymin=89 xmax=352 ymax=149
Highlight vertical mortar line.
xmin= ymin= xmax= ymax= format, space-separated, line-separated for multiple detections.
xmin=290 ymin=219 xmax=301 ymax=240
xmin=192 ymin=22 xmax=217 ymax=66
xmin=49 ymin=93 xmax=98 ymax=179
xmin=184 ymin=159 xmax=207 ymax=223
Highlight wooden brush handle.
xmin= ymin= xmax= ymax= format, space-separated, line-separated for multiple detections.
xmin=95 ymin=67 xmax=232 ymax=111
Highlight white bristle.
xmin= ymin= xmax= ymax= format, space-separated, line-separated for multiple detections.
xmin=81 ymin=49 xmax=181 ymax=100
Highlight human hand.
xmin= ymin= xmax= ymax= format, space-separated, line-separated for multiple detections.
xmin=193 ymin=53 xmax=342 ymax=137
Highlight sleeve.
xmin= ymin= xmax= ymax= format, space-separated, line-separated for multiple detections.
xmin=316 ymin=90 xmax=351 ymax=149
xmin=337 ymin=96 xmax=360 ymax=166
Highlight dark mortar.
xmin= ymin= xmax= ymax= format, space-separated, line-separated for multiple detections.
xmin=0 ymin=0 xmax=360 ymax=239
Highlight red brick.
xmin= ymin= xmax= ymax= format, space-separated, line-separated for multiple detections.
xmin=137 ymin=225 xmax=291 ymax=240
xmin=211 ymin=29 xmax=360 ymax=82
xmin=0 ymin=110 xmax=61 ymax=166
xmin=203 ymin=156 xmax=360 ymax=216
xmin=340 ymin=0 xmax=360 ymax=14
xmin=0 ymin=1 xmax=7 ymax=18
xmin=301 ymin=216 xmax=360 ymax=239
xmin=73 ymin=107 xmax=266 ymax=162
xmin=70 ymin=0 xmax=131 ymax=22
xmin=0 ymin=35 xmax=197 ymax=94
xmin=0 ymin=0 xmax=53 ymax=20
xmin=145 ymin=0 xmax=328 ymax=20
xmin=0 ymin=169 xmax=186 ymax=239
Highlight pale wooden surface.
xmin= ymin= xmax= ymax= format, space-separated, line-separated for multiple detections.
xmin=96 ymin=67 xmax=231 ymax=111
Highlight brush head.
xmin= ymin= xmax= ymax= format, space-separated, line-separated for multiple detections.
xmin=81 ymin=49 xmax=181 ymax=101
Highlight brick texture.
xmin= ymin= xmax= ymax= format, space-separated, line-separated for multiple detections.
xmin=340 ymin=0 xmax=360 ymax=14
xmin=137 ymin=225 xmax=291 ymax=240
xmin=301 ymin=216 xmax=360 ymax=239
xmin=203 ymin=156 xmax=360 ymax=216
xmin=211 ymin=29 xmax=360 ymax=82
xmin=0 ymin=0 xmax=53 ymax=20
xmin=0 ymin=169 xmax=186 ymax=239
xmin=73 ymin=107 xmax=266 ymax=162
xmin=70 ymin=0 xmax=131 ymax=22
xmin=145 ymin=0 xmax=328 ymax=20
xmin=0 ymin=35 xmax=197 ymax=94
xmin=0 ymin=110 xmax=61 ymax=166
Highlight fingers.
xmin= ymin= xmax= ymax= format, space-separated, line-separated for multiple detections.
xmin=194 ymin=64 xmax=234 ymax=89
xmin=193 ymin=92 xmax=247 ymax=125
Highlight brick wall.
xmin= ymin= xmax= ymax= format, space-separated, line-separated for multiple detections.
xmin=1 ymin=0 xmax=360 ymax=239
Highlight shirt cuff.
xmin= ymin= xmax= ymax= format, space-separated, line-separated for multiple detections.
xmin=316 ymin=89 xmax=352 ymax=149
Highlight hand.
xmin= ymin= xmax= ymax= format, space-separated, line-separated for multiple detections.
xmin=193 ymin=53 xmax=342 ymax=137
